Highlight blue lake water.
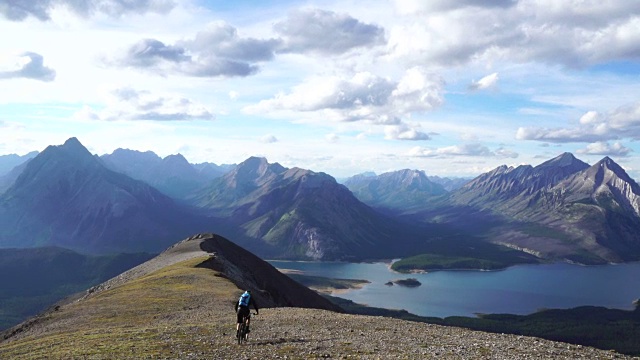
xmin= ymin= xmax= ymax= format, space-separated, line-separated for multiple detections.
xmin=268 ymin=261 xmax=640 ymax=318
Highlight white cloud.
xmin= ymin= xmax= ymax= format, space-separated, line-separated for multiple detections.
xmin=325 ymin=133 xmax=340 ymax=143
xmin=387 ymin=0 xmax=640 ymax=68
xmin=408 ymin=143 xmax=496 ymax=158
xmin=495 ymin=147 xmax=519 ymax=158
xmin=274 ymin=8 xmax=385 ymax=56
xmin=0 ymin=52 xmax=56 ymax=82
xmin=469 ymin=72 xmax=499 ymax=91
xmin=579 ymin=111 xmax=601 ymax=125
xmin=0 ymin=0 xmax=175 ymax=21
xmin=576 ymin=141 xmax=631 ymax=157
xmin=384 ymin=123 xmax=430 ymax=141
xmin=109 ymin=21 xmax=280 ymax=77
xmin=260 ymin=134 xmax=278 ymax=143
xmin=245 ymin=67 xmax=444 ymax=137
xmin=73 ymin=87 xmax=215 ymax=121
xmin=517 ymin=102 xmax=640 ymax=143
xmin=393 ymin=0 xmax=515 ymax=14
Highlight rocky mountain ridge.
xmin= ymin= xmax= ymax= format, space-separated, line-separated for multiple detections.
xmin=0 ymin=138 xmax=212 ymax=254
xmin=344 ymin=168 xmax=447 ymax=213
xmin=0 ymin=151 xmax=38 ymax=177
xmin=100 ymin=148 xmax=231 ymax=200
xmin=2 ymin=138 xmax=640 ymax=265
xmin=192 ymin=157 xmax=429 ymax=260
xmin=433 ymin=153 xmax=640 ymax=264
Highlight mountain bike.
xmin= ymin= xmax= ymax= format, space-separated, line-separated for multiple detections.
xmin=237 ymin=312 xmax=257 ymax=344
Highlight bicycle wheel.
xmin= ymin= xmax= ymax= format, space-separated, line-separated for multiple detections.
xmin=237 ymin=323 xmax=245 ymax=345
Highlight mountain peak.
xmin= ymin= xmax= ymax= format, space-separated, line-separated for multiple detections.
xmin=536 ymin=152 xmax=587 ymax=169
xmin=233 ymin=157 xmax=286 ymax=181
xmin=62 ymin=137 xmax=83 ymax=148
xmin=593 ymin=156 xmax=634 ymax=183
xmin=38 ymin=137 xmax=97 ymax=169
xmin=162 ymin=153 xmax=189 ymax=165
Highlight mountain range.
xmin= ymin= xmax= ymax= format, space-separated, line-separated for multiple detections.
xmin=0 ymin=152 xmax=38 ymax=177
xmin=344 ymin=169 xmax=448 ymax=213
xmin=1 ymin=138 xmax=640 ymax=266
xmin=100 ymin=149 xmax=233 ymax=200
xmin=190 ymin=157 xmax=434 ymax=260
xmin=423 ymin=153 xmax=640 ymax=264
xmin=0 ymin=138 xmax=215 ymax=254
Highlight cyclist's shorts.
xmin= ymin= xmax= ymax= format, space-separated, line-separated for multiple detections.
xmin=237 ymin=305 xmax=250 ymax=323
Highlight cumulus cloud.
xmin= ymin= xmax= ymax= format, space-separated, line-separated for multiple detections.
xmin=408 ymin=143 xmax=497 ymax=158
xmin=576 ymin=141 xmax=631 ymax=157
xmin=260 ymin=134 xmax=278 ymax=143
xmin=495 ymin=147 xmax=519 ymax=158
xmin=0 ymin=0 xmax=175 ymax=21
xmin=469 ymin=72 xmax=499 ymax=91
xmin=274 ymin=8 xmax=385 ymax=55
xmin=74 ymin=87 xmax=214 ymax=121
xmin=517 ymin=102 xmax=640 ymax=143
xmin=515 ymin=126 xmax=609 ymax=143
xmin=388 ymin=0 xmax=640 ymax=68
xmin=0 ymin=52 xmax=56 ymax=82
xmin=394 ymin=0 xmax=515 ymax=14
xmin=384 ymin=124 xmax=430 ymax=140
xmin=246 ymin=67 xmax=443 ymax=132
xmin=325 ymin=133 xmax=340 ymax=143
xmin=110 ymin=22 xmax=279 ymax=77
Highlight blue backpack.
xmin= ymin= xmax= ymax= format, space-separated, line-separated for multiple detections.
xmin=238 ymin=292 xmax=250 ymax=307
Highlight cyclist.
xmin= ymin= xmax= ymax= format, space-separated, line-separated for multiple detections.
xmin=235 ymin=290 xmax=259 ymax=336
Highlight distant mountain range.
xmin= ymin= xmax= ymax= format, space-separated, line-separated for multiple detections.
xmin=423 ymin=153 xmax=640 ymax=264
xmin=190 ymin=157 xmax=432 ymax=260
xmin=100 ymin=149 xmax=233 ymax=200
xmin=1 ymin=138 xmax=639 ymax=266
xmin=0 ymin=138 xmax=214 ymax=254
xmin=0 ymin=152 xmax=38 ymax=177
xmin=0 ymin=152 xmax=38 ymax=194
xmin=344 ymin=169 xmax=448 ymax=213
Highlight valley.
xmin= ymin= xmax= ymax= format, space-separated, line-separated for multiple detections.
xmin=2 ymin=234 xmax=634 ymax=359
xmin=2 ymin=138 xmax=640 ymax=356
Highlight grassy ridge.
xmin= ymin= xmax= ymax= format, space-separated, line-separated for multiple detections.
xmin=0 ymin=257 xmax=238 ymax=359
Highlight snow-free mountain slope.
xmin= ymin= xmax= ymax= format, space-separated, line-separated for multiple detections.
xmin=0 ymin=138 xmax=208 ymax=254
xmin=344 ymin=169 xmax=447 ymax=213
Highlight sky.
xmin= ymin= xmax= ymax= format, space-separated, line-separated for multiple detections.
xmin=1 ymin=0 xmax=640 ymax=179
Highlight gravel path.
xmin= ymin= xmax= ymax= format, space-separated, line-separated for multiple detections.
xmin=176 ymin=307 xmax=636 ymax=359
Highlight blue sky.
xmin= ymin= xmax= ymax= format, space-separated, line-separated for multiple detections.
xmin=1 ymin=0 xmax=640 ymax=179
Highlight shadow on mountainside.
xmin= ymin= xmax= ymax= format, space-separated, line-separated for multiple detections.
xmin=196 ymin=233 xmax=342 ymax=311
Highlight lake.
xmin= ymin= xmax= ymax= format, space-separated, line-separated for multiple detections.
xmin=268 ymin=260 xmax=640 ymax=318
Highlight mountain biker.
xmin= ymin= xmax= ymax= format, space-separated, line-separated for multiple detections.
xmin=235 ymin=290 xmax=259 ymax=335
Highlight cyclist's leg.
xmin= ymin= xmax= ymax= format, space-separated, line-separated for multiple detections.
xmin=236 ymin=308 xmax=245 ymax=335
